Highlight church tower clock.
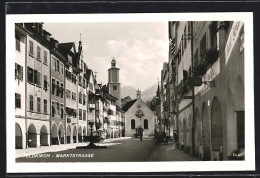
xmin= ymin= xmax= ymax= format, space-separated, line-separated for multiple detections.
xmin=108 ymin=57 xmax=121 ymax=107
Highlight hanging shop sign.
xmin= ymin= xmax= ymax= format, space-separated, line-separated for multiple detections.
xmin=225 ymin=21 xmax=244 ymax=65
xmin=187 ymin=77 xmax=202 ymax=86
xmin=183 ymin=95 xmax=194 ymax=99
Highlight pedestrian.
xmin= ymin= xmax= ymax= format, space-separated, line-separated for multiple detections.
xmin=138 ymin=128 xmax=143 ymax=142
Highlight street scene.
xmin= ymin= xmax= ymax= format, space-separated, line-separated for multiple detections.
xmin=16 ymin=137 xmax=199 ymax=162
xmin=14 ymin=20 xmax=245 ymax=163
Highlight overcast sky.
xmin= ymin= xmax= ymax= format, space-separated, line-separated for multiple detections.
xmin=43 ymin=22 xmax=169 ymax=91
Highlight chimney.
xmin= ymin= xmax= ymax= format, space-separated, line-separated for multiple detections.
xmin=50 ymin=38 xmax=59 ymax=48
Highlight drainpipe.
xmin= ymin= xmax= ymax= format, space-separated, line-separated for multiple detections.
xmin=191 ymin=21 xmax=195 ymax=156
xmin=25 ymin=33 xmax=28 ymax=149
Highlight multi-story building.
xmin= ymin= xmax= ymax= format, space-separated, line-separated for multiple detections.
xmin=77 ymin=41 xmax=88 ymax=142
xmin=50 ymin=38 xmax=66 ymax=145
xmin=15 ymin=23 xmax=31 ymax=149
xmin=59 ymin=42 xmax=79 ymax=144
xmin=24 ymin=23 xmax=52 ymax=148
xmin=167 ymin=21 xmax=245 ymax=161
xmin=85 ymin=68 xmax=96 ymax=135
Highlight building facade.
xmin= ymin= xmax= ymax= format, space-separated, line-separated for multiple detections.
xmin=166 ymin=21 xmax=245 ymax=160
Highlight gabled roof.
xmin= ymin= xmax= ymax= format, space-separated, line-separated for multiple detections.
xmin=122 ymin=99 xmax=137 ymax=112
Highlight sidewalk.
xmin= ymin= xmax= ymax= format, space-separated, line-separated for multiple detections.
xmin=150 ymin=140 xmax=200 ymax=161
xmin=16 ymin=137 xmax=132 ymax=158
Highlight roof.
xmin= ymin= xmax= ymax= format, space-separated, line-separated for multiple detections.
xmin=122 ymin=99 xmax=137 ymax=112
xmin=58 ymin=42 xmax=75 ymax=56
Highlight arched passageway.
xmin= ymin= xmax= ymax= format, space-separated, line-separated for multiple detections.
xmin=51 ymin=123 xmax=58 ymax=145
xmin=78 ymin=126 xmax=82 ymax=142
xmin=67 ymin=125 xmax=71 ymax=144
xmin=28 ymin=124 xmax=37 ymax=147
xmin=58 ymin=124 xmax=65 ymax=144
xmin=15 ymin=123 xmax=23 ymax=149
xmin=211 ymin=97 xmax=223 ymax=154
xmin=40 ymin=125 xmax=48 ymax=146
xmin=73 ymin=126 xmax=77 ymax=143
xmin=202 ymin=103 xmax=210 ymax=160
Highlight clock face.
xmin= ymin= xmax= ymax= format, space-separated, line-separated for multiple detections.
xmin=136 ymin=109 xmax=144 ymax=118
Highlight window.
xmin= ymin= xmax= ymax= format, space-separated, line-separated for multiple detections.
xmin=29 ymin=95 xmax=33 ymax=111
xmin=79 ymin=92 xmax=82 ymax=104
xmin=37 ymin=97 xmax=41 ymax=112
xmin=60 ymin=63 xmax=64 ymax=75
xmin=29 ymin=40 xmax=34 ymax=56
xmin=66 ymin=89 xmax=71 ymax=98
xmin=144 ymin=119 xmax=148 ymax=129
xmin=79 ymin=76 xmax=82 ymax=86
xmin=200 ymin=34 xmax=207 ymax=61
xmin=60 ymin=104 xmax=63 ymax=118
xmin=52 ymin=101 xmax=55 ymax=117
xmin=37 ymin=46 xmax=41 ymax=60
xmin=51 ymin=57 xmax=55 ymax=69
xmin=60 ymin=83 xmax=64 ymax=98
xmin=83 ymin=94 xmax=86 ymax=105
xmin=16 ymin=35 xmax=20 ymax=51
xmin=15 ymin=93 xmax=21 ymax=108
xmin=52 ymin=78 xmax=55 ymax=95
xmin=89 ymin=82 xmax=93 ymax=91
xmin=34 ymin=70 xmax=41 ymax=87
xmin=210 ymin=21 xmax=218 ymax=49
xmin=44 ymin=99 xmax=47 ymax=113
xmin=83 ymin=110 xmax=86 ymax=121
xmin=131 ymin=119 xmax=135 ymax=129
xmin=56 ymin=102 xmax=60 ymax=115
xmin=27 ymin=67 xmax=34 ymax=84
xmin=83 ymin=78 xmax=86 ymax=88
xmin=15 ymin=63 xmax=23 ymax=81
xmin=184 ymin=26 xmax=187 ymax=49
xmin=43 ymin=75 xmax=47 ymax=90
xmin=56 ymin=60 xmax=60 ymax=72
xmin=72 ymin=92 xmax=76 ymax=101
xmin=66 ymin=70 xmax=71 ymax=80
xmin=56 ymin=81 xmax=60 ymax=96
xmin=79 ymin=109 xmax=82 ymax=120
xmin=113 ymin=86 xmax=117 ymax=90
xmin=43 ymin=51 xmax=47 ymax=64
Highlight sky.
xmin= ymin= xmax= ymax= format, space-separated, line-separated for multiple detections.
xmin=43 ymin=22 xmax=169 ymax=91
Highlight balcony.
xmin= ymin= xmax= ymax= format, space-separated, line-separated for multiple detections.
xmin=193 ymin=60 xmax=207 ymax=76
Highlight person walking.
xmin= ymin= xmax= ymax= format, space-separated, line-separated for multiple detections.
xmin=138 ymin=127 xmax=143 ymax=142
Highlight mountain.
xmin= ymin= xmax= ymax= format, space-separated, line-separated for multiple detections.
xmin=141 ymin=83 xmax=158 ymax=102
xmin=121 ymin=83 xmax=157 ymax=103
xmin=121 ymin=86 xmax=137 ymax=99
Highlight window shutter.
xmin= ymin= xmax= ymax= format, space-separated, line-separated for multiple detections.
xmin=20 ymin=66 xmax=23 ymax=81
xmin=34 ymin=70 xmax=37 ymax=84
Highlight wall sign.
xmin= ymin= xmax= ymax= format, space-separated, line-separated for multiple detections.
xmin=194 ymin=58 xmax=220 ymax=96
xmin=225 ymin=21 xmax=244 ymax=65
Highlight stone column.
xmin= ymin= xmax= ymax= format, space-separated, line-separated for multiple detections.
xmin=36 ymin=134 xmax=40 ymax=147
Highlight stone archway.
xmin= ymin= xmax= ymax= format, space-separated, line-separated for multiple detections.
xmin=73 ymin=126 xmax=77 ymax=143
xmin=28 ymin=124 xmax=37 ymax=147
xmin=58 ymin=124 xmax=65 ymax=144
xmin=15 ymin=123 xmax=23 ymax=149
xmin=78 ymin=126 xmax=83 ymax=142
xmin=66 ymin=125 xmax=71 ymax=144
xmin=51 ymin=123 xmax=58 ymax=145
xmin=202 ymin=102 xmax=210 ymax=160
xmin=211 ymin=96 xmax=223 ymax=158
xmin=40 ymin=125 xmax=48 ymax=146
xmin=194 ymin=108 xmax=202 ymax=156
xmin=83 ymin=126 xmax=87 ymax=142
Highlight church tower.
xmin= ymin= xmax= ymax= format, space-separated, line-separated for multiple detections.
xmin=137 ymin=88 xmax=141 ymax=99
xmin=108 ymin=57 xmax=121 ymax=107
